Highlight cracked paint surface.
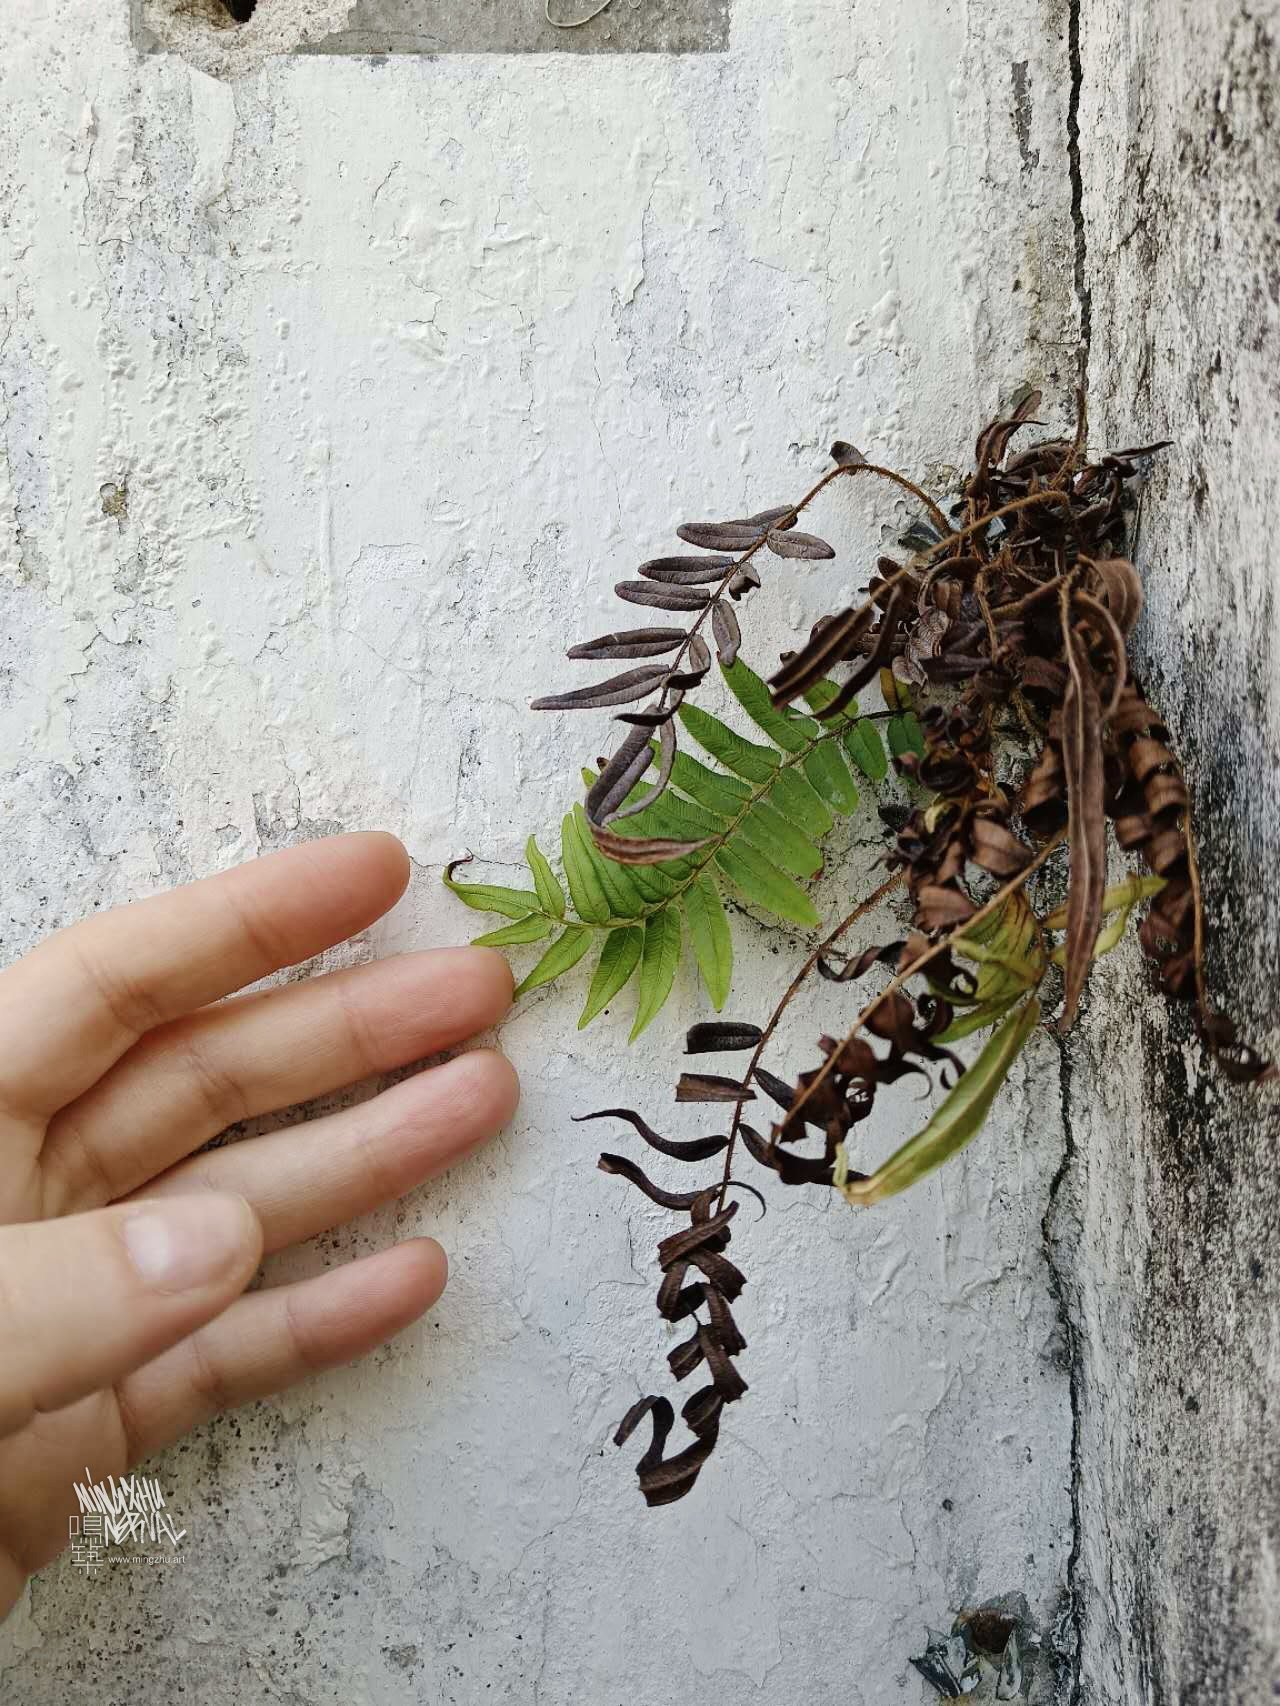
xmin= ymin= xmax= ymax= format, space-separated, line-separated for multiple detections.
xmin=1 ymin=2 xmax=1080 ymax=1699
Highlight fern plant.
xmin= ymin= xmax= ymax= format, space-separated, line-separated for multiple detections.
xmin=446 ymin=396 xmax=1274 ymax=1508
xmin=446 ymin=658 xmax=920 ymax=1036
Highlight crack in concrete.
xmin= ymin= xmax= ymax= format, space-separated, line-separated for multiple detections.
xmin=1066 ymin=0 xmax=1093 ymax=385
xmin=1053 ymin=14 xmax=1091 ymax=1696
xmin=1042 ymin=1034 xmax=1084 ymax=1706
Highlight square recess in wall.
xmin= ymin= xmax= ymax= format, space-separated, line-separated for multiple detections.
xmin=132 ymin=0 xmax=731 ymax=57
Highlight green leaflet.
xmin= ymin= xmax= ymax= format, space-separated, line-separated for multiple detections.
xmin=610 ymin=785 xmax=725 ymax=843
xmin=803 ymin=743 xmax=859 ymax=814
xmin=715 ymin=842 xmax=820 ymax=927
xmin=740 ymin=799 xmax=823 ymax=878
xmin=770 ymin=767 xmax=834 ymax=837
xmin=668 ymin=748 xmax=751 ymax=819
xmin=560 ymin=811 xmax=611 ymax=923
xmin=682 ymin=874 xmax=733 ymax=1009
xmin=525 ymin=835 xmax=566 ymax=918
xmin=805 ymin=678 xmax=888 ymax=780
xmin=445 ymin=651 xmax=896 ymax=1026
xmin=887 ymin=713 xmax=926 ymax=763
xmin=722 ymin=658 xmax=816 ymax=752
xmin=571 ymin=805 xmax=645 ymax=918
xmin=1045 ymin=872 xmax=1168 ymax=966
xmin=843 ymin=717 xmax=888 ymax=782
xmin=443 ymin=867 xmax=542 ymax=919
xmin=802 ymin=680 xmax=852 ymax=719
xmin=513 ymin=926 xmax=593 ymax=998
xmin=623 ymin=859 xmax=680 ymax=904
xmin=726 ymin=658 xmax=859 ymax=813
xmin=933 ymin=891 xmax=1047 ymax=1031
xmin=679 ymin=702 xmax=779 ymax=783
xmin=936 ymin=994 xmax=1023 ymax=1044
xmin=472 ymin=915 xmax=556 ymax=948
xmin=879 ymin=672 xmax=926 ymax=776
xmin=579 ymin=926 xmax=644 ymax=1029
xmin=838 ymin=997 xmax=1042 ymax=1205
xmin=632 ymin=909 xmax=682 ymax=1040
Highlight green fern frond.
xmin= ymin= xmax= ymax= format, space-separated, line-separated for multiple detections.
xmin=444 ymin=659 xmax=892 ymax=1035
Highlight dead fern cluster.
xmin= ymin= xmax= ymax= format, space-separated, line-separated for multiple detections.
xmin=450 ymin=393 xmax=1274 ymax=1505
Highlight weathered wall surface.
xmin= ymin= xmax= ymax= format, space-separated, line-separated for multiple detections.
xmin=1059 ymin=3 xmax=1280 ymax=1701
xmin=0 ymin=1 xmax=1089 ymax=1701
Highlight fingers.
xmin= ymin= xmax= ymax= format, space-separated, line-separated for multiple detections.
xmin=116 ymin=1240 xmax=448 ymax=1463
xmin=0 ymin=833 xmax=409 ymax=1132
xmin=42 ymin=948 xmax=514 ymax=1213
xmin=133 ymin=1049 xmax=518 ymax=1254
xmin=0 ymin=1194 xmax=262 ymax=1438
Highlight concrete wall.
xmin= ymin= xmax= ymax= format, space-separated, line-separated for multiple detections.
xmin=3 ymin=0 xmax=1274 ymax=1701
xmin=1060 ymin=4 xmax=1280 ymax=1701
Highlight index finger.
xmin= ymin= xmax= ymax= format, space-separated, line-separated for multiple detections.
xmin=0 ymin=832 xmax=410 ymax=1129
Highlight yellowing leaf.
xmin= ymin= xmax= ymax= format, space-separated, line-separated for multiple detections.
xmin=838 ymin=998 xmax=1041 ymax=1205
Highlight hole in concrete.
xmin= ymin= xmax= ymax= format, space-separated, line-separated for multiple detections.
xmin=219 ymin=0 xmax=257 ymax=18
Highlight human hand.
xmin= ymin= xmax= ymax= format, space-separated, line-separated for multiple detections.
xmin=0 ymin=833 xmax=518 ymax=1616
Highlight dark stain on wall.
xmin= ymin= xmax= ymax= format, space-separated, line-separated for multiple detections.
xmin=1066 ymin=5 xmax=1280 ymax=1701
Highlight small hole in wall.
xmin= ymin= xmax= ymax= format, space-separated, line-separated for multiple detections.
xmin=219 ymin=0 xmax=257 ymax=19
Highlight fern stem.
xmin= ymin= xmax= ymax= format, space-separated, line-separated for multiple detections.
xmin=569 ymin=712 xmax=884 ymax=931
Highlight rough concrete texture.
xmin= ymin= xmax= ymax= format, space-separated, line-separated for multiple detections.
xmin=1053 ymin=4 xmax=1280 ymax=1701
xmin=0 ymin=0 xmax=1204 ymax=1700
xmin=133 ymin=0 xmax=731 ymax=70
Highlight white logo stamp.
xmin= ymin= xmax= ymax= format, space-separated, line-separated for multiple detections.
xmin=68 ymin=1470 xmax=188 ymax=1571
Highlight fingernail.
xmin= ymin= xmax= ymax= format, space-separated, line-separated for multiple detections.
xmin=123 ymin=1195 xmax=256 ymax=1293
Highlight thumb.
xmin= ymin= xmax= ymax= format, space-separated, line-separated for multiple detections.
xmin=0 ymin=1194 xmax=262 ymax=1437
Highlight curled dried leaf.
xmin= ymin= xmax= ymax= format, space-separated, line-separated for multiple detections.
xmin=1058 ymin=594 xmax=1107 ymax=1030
xmin=685 ymin=1021 xmax=765 ymax=1053
xmin=585 ymin=724 xmax=657 ymax=823
xmin=531 ymin=665 xmax=672 ymax=712
xmin=712 ymin=601 xmax=742 ymax=666
xmin=676 ymin=520 xmax=766 ymax=551
xmin=830 ymin=440 xmax=867 ymax=467
xmin=615 ymin=581 xmax=711 ymax=611
xmin=598 ymin=1154 xmax=706 ymax=1210
xmin=589 ymin=823 xmax=710 ymax=864
xmin=676 ymin=1073 xmax=755 ymax=1103
xmin=766 ymin=528 xmax=835 ymax=560
xmin=638 ymin=555 xmax=735 ymax=584
xmin=575 ymin=1109 xmax=729 ymax=1161
xmin=568 ymin=628 xmax=686 ymax=660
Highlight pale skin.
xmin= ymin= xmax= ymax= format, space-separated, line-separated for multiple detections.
xmin=0 ymin=832 xmax=520 ymax=1619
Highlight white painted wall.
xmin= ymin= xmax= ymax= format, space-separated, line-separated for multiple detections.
xmin=0 ymin=2 xmax=1084 ymax=1699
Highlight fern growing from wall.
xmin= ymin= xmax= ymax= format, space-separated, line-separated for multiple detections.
xmin=448 ymin=393 xmax=1274 ymax=1506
